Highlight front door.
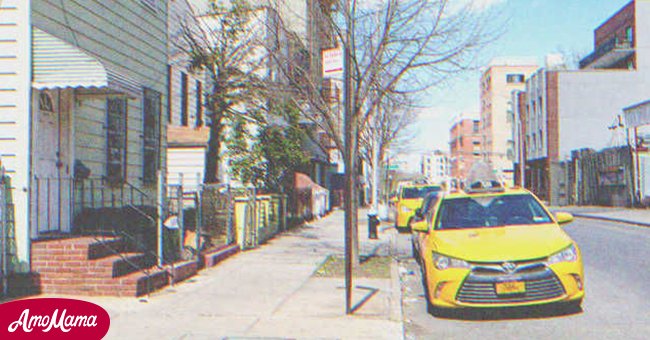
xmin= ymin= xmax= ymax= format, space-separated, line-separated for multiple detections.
xmin=32 ymin=90 xmax=72 ymax=235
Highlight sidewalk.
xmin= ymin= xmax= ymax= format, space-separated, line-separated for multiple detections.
xmin=70 ymin=209 xmax=404 ymax=340
xmin=550 ymin=205 xmax=650 ymax=227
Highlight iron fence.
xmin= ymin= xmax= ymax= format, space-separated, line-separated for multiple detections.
xmin=1 ymin=170 xmax=19 ymax=296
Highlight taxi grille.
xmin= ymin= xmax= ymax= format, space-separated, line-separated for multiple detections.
xmin=456 ymin=269 xmax=565 ymax=304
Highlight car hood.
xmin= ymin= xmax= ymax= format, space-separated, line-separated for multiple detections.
xmin=432 ymin=224 xmax=573 ymax=262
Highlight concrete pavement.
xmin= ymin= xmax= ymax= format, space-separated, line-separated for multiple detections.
xmin=62 ymin=209 xmax=404 ymax=340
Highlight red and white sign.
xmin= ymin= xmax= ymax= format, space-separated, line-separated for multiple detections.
xmin=322 ymin=47 xmax=343 ymax=78
xmin=0 ymin=298 xmax=110 ymax=339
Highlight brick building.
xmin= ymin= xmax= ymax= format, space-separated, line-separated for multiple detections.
xmin=449 ymin=118 xmax=482 ymax=181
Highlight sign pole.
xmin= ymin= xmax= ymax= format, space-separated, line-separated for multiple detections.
xmin=343 ymin=0 xmax=354 ymax=315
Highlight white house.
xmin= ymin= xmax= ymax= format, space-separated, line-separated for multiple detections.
xmin=0 ymin=0 xmax=168 ymax=279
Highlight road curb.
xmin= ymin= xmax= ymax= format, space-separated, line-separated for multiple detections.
xmin=573 ymin=213 xmax=650 ymax=228
xmin=390 ymin=258 xmax=405 ymax=339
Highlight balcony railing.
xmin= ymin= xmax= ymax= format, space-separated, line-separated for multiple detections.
xmin=579 ymin=38 xmax=634 ymax=69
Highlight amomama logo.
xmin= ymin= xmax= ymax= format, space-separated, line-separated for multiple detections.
xmin=0 ymin=298 xmax=110 ymax=339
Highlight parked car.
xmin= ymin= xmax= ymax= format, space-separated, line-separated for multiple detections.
xmin=411 ymin=179 xmax=584 ymax=316
xmin=394 ymin=184 xmax=442 ymax=232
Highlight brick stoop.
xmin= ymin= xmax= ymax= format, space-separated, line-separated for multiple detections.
xmin=202 ymin=244 xmax=240 ymax=268
xmin=31 ymin=237 xmax=171 ymax=297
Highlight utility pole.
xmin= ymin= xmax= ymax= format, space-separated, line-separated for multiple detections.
xmin=371 ymin=119 xmax=380 ymax=213
xmin=343 ymin=0 xmax=356 ymax=315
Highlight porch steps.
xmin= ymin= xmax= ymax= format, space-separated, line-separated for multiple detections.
xmin=31 ymin=236 xmax=171 ymax=297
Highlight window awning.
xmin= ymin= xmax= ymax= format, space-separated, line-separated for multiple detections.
xmin=32 ymin=27 xmax=141 ymax=97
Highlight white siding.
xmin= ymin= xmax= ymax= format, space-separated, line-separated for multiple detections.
xmin=32 ymin=0 xmax=169 ymax=188
xmin=0 ymin=0 xmax=31 ymax=270
xmin=168 ymin=0 xmax=205 ymax=128
xmin=167 ymin=147 xmax=205 ymax=192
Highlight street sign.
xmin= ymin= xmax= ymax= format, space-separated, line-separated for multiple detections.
xmin=322 ymin=47 xmax=343 ymax=78
xmin=386 ymin=165 xmax=399 ymax=170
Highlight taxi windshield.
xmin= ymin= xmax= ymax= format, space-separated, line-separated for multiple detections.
xmin=401 ymin=186 xmax=442 ymax=199
xmin=435 ymin=194 xmax=552 ymax=230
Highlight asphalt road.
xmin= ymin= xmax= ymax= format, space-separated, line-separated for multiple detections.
xmin=394 ymin=218 xmax=650 ymax=340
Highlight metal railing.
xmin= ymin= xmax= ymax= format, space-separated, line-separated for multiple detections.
xmin=32 ymin=176 xmax=74 ymax=235
xmin=1 ymin=169 xmax=17 ymax=296
xmin=71 ymin=174 xmax=174 ymax=294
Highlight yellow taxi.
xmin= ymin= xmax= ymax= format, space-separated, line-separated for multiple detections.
xmin=411 ymin=177 xmax=584 ymax=315
xmin=394 ymin=184 xmax=442 ymax=232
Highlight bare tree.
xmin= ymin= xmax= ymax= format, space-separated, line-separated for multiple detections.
xmin=179 ymin=0 xmax=273 ymax=183
xmin=266 ymin=0 xmax=499 ymax=263
xmin=359 ymin=94 xmax=416 ymax=206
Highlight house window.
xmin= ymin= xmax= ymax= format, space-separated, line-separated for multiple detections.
xmin=106 ymin=97 xmax=128 ymax=184
xmin=181 ymin=72 xmax=189 ymax=126
xmin=473 ymin=121 xmax=479 ymax=133
xmin=143 ymin=88 xmax=161 ymax=184
xmin=506 ymin=74 xmax=525 ymax=84
xmin=196 ymin=80 xmax=203 ymax=127
xmin=39 ymin=92 xmax=54 ymax=113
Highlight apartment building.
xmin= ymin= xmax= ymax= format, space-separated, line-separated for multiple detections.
xmin=480 ymin=59 xmax=538 ymax=186
xmin=421 ymin=150 xmax=450 ymax=185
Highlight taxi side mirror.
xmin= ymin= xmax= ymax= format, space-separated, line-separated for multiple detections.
xmin=555 ymin=212 xmax=574 ymax=225
xmin=411 ymin=220 xmax=428 ymax=233
xmin=414 ymin=208 xmax=424 ymax=221
xmin=390 ymin=196 xmax=398 ymax=203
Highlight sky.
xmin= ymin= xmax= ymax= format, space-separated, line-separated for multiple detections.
xmin=401 ymin=0 xmax=632 ymax=172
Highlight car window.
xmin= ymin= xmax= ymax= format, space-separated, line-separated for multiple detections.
xmin=434 ymin=194 xmax=552 ymax=230
xmin=422 ymin=193 xmax=440 ymax=216
xmin=401 ymin=186 xmax=442 ymax=199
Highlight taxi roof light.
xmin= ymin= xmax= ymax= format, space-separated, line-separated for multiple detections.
xmin=464 ymin=162 xmax=506 ymax=193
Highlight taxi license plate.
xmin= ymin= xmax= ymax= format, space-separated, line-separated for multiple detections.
xmin=495 ymin=281 xmax=526 ymax=295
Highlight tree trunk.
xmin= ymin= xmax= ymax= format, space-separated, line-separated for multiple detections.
xmin=204 ymin=105 xmax=226 ymax=184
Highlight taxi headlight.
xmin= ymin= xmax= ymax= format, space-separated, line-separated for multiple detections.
xmin=547 ymin=244 xmax=578 ymax=264
xmin=432 ymin=253 xmax=470 ymax=270
xmin=401 ymin=206 xmax=411 ymax=213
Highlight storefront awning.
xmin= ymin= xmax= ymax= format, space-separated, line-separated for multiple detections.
xmin=32 ymin=27 xmax=140 ymax=97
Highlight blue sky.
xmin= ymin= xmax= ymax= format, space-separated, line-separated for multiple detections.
xmin=403 ymin=0 xmax=632 ymax=171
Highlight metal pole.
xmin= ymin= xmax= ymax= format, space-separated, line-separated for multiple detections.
xmin=178 ymin=174 xmax=185 ymax=258
xmin=519 ymin=115 xmax=526 ymax=188
xmin=195 ymin=174 xmax=202 ymax=261
xmin=635 ymin=127 xmax=642 ymax=205
xmin=371 ymin=122 xmax=379 ymax=213
xmin=157 ymin=170 xmax=164 ymax=267
xmin=343 ymin=0 xmax=356 ymax=315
